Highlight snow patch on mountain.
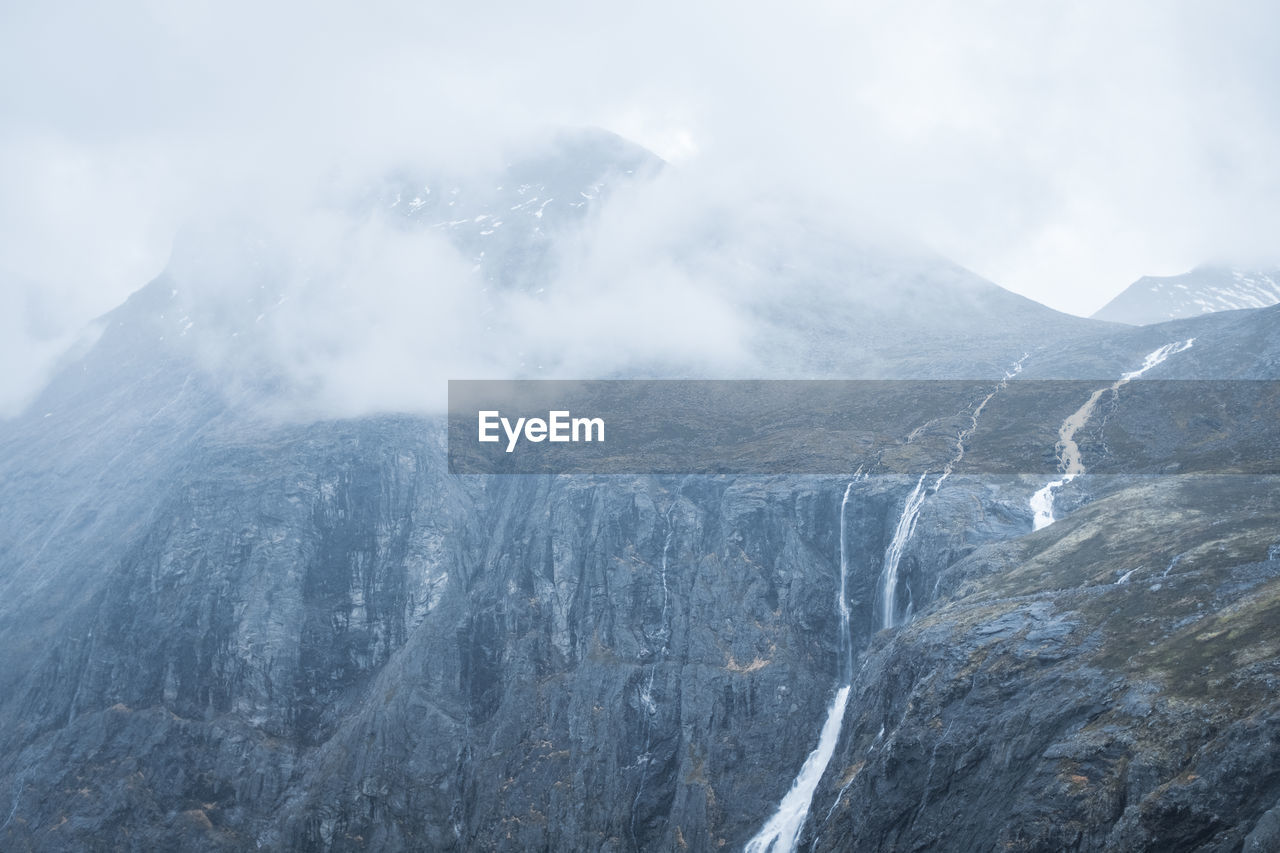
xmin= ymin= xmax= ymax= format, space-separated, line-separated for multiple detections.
xmin=1093 ymin=265 xmax=1280 ymax=325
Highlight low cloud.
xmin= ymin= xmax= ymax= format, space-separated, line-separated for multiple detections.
xmin=3 ymin=0 xmax=1279 ymax=415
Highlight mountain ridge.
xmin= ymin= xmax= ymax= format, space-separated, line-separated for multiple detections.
xmin=1093 ymin=265 xmax=1280 ymax=326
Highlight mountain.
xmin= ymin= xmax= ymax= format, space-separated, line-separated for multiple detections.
xmin=1 ymin=131 xmax=1278 ymax=852
xmin=809 ymin=470 xmax=1280 ymax=852
xmin=1093 ymin=265 xmax=1280 ymax=326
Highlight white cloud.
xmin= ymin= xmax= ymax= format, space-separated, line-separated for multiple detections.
xmin=2 ymin=0 xmax=1278 ymax=412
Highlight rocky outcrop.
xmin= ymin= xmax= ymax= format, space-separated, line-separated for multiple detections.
xmin=808 ymin=476 xmax=1280 ymax=852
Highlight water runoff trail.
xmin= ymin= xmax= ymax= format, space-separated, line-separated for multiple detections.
xmin=1030 ymin=339 xmax=1194 ymax=530
xmin=877 ymin=355 xmax=1026 ymax=630
xmin=744 ymin=357 xmax=1025 ymax=853
xmin=629 ymin=503 xmax=677 ymax=849
xmin=743 ymin=477 xmax=862 ymax=853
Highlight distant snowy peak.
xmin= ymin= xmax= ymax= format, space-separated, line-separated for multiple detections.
xmin=1093 ymin=265 xmax=1280 ymax=325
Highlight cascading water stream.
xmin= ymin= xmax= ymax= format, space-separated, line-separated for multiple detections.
xmin=1030 ymin=339 xmax=1194 ymax=530
xmin=743 ymin=477 xmax=861 ymax=853
xmin=743 ymin=685 xmax=852 ymax=853
xmin=836 ymin=479 xmax=855 ymax=683
xmin=747 ymin=358 xmax=1029 ymax=852
xmin=629 ymin=503 xmax=676 ymax=848
xmin=748 ymin=358 xmax=1030 ymax=852
xmin=877 ymin=355 xmax=1026 ymax=630
xmin=878 ymin=474 xmax=929 ymax=631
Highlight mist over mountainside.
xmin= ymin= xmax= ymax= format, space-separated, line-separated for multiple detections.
xmin=1 ymin=131 xmax=1278 ymax=852
xmin=38 ymin=130 xmax=1119 ymax=418
xmin=1093 ymin=265 xmax=1280 ymax=326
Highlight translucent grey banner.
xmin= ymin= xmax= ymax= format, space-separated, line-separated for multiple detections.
xmin=447 ymin=380 xmax=1280 ymax=475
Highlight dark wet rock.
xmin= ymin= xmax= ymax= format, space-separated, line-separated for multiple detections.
xmin=806 ymin=478 xmax=1280 ymax=853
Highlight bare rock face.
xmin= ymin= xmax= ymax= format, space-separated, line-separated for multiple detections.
xmin=808 ymin=477 xmax=1280 ymax=853
xmin=5 ymin=426 xmax=1280 ymax=852
xmin=0 ymin=416 xmax=868 ymax=850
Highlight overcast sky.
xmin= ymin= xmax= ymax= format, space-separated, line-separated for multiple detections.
xmin=2 ymin=0 xmax=1278 ymax=410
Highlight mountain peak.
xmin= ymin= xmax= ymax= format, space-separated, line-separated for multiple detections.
xmin=1092 ymin=264 xmax=1280 ymax=325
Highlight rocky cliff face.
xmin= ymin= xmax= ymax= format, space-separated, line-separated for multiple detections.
xmin=0 ymin=423 xmax=1049 ymax=851
xmin=810 ymin=475 xmax=1280 ymax=853
xmin=2 ymin=134 xmax=1279 ymax=852
xmin=6 ymin=420 xmax=1278 ymax=851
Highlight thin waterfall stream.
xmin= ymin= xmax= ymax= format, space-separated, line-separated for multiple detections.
xmin=746 ymin=357 xmax=1026 ymax=852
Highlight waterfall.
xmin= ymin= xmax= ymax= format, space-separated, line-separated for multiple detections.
xmin=878 ymin=474 xmax=929 ymax=631
xmin=629 ymin=503 xmax=676 ymax=848
xmin=878 ymin=355 xmax=1026 ymax=630
xmin=743 ymin=686 xmax=853 ymax=853
xmin=743 ymin=478 xmax=861 ymax=853
xmin=747 ymin=357 xmax=1027 ymax=851
xmin=1031 ymin=339 xmax=1194 ymax=530
xmin=836 ymin=480 xmax=854 ymax=681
